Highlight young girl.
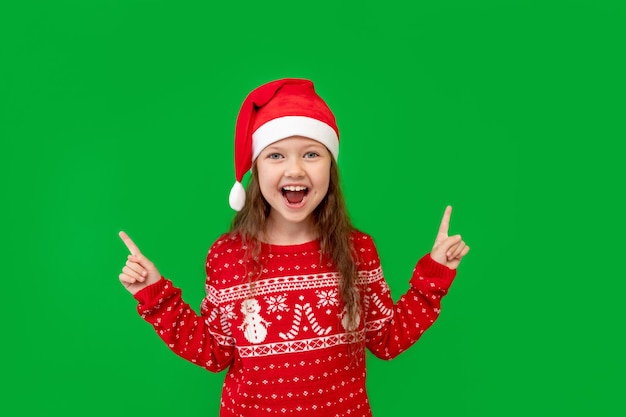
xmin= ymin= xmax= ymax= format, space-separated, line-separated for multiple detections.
xmin=118 ymin=78 xmax=469 ymax=417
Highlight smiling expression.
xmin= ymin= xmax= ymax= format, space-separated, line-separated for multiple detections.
xmin=255 ymin=136 xmax=331 ymax=231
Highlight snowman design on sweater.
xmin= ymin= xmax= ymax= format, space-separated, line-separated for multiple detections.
xmin=239 ymin=299 xmax=270 ymax=344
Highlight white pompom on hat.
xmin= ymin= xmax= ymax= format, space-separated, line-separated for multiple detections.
xmin=228 ymin=78 xmax=340 ymax=211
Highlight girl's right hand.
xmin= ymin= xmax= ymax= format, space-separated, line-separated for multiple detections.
xmin=118 ymin=231 xmax=161 ymax=295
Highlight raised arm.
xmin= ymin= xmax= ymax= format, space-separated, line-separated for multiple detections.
xmin=365 ymin=206 xmax=469 ymax=360
xmin=117 ymin=232 xmax=235 ymax=372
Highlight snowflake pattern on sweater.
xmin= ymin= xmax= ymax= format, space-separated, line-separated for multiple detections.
xmin=134 ymin=231 xmax=456 ymax=417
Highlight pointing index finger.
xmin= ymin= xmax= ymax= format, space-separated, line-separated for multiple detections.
xmin=119 ymin=231 xmax=141 ymax=255
xmin=438 ymin=205 xmax=452 ymax=237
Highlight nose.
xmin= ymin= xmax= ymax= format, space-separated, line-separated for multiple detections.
xmin=284 ymin=157 xmax=305 ymax=178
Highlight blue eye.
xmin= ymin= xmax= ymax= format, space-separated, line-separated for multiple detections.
xmin=304 ymin=152 xmax=319 ymax=159
xmin=268 ymin=153 xmax=283 ymax=160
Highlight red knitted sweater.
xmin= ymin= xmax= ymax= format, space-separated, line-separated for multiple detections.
xmin=134 ymin=231 xmax=456 ymax=416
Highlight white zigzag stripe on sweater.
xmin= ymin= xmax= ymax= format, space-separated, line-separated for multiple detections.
xmin=365 ymin=316 xmax=394 ymax=332
xmin=207 ymin=327 xmax=236 ymax=346
xmin=205 ymin=267 xmax=384 ymax=304
xmin=237 ymin=332 xmax=365 ymax=358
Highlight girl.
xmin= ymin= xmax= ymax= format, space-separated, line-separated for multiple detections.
xmin=118 ymin=78 xmax=469 ymax=417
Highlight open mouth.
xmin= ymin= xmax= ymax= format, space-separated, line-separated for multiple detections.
xmin=282 ymin=186 xmax=308 ymax=205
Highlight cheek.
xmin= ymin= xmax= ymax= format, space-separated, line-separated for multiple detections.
xmin=257 ymin=179 xmax=270 ymax=197
xmin=257 ymin=167 xmax=277 ymax=196
xmin=316 ymin=166 xmax=331 ymax=194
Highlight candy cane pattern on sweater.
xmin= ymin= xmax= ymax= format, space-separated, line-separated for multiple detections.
xmin=279 ymin=303 xmax=332 ymax=340
xmin=219 ymin=303 xmax=236 ymax=336
xmin=203 ymin=303 xmax=237 ymax=337
xmin=370 ymin=293 xmax=393 ymax=317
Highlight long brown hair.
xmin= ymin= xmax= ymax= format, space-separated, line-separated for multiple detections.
xmin=229 ymin=159 xmax=361 ymax=331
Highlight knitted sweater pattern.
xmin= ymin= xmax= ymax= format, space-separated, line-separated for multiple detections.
xmin=134 ymin=231 xmax=456 ymax=417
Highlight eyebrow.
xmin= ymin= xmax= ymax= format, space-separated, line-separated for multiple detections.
xmin=264 ymin=143 xmax=326 ymax=153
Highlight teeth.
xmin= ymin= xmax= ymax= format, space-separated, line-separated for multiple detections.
xmin=282 ymin=186 xmax=308 ymax=191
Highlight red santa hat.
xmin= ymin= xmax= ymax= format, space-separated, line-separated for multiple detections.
xmin=228 ymin=78 xmax=340 ymax=211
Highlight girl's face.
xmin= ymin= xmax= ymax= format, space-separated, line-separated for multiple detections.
xmin=256 ymin=136 xmax=331 ymax=231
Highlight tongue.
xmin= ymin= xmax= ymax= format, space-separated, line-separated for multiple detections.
xmin=285 ymin=191 xmax=305 ymax=204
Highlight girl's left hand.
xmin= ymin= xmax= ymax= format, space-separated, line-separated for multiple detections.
xmin=430 ymin=206 xmax=470 ymax=270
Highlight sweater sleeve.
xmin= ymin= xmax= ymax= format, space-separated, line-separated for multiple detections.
xmin=133 ymin=252 xmax=235 ymax=372
xmin=364 ymin=247 xmax=456 ymax=360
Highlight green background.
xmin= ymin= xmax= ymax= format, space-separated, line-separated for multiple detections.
xmin=2 ymin=0 xmax=625 ymax=416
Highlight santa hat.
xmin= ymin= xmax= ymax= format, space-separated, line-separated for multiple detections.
xmin=228 ymin=78 xmax=340 ymax=211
